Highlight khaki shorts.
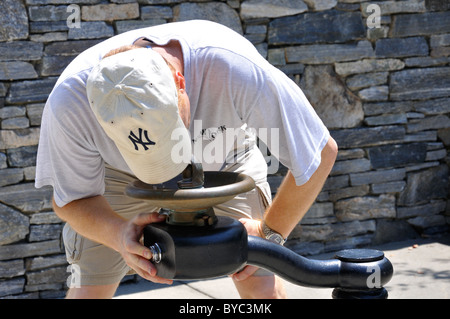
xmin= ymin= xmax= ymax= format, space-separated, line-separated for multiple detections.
xmin=63 ymin=164 xmax=273 ymax=286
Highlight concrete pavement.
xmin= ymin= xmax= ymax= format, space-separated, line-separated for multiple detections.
xmin=114 ymin=236 xmax=450 ymax=299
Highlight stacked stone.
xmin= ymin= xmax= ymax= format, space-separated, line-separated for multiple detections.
xmin=265 ymin=0 xmax=450 ymax=255
xmin=0 ymin=0 xmax=449 ymax=298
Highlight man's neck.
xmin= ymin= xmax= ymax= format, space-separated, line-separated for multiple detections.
xmin=134 ymin=38 xmax=184 ymax=75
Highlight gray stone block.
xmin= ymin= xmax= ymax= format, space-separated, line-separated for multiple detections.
xmin=398 ymin=165 xmax=448 ymax=205
xmin=390 ymin=67 xmax=450 ymax=100
xmin=44 ymin=40 xmax=102 ymax=56
xmin=141 ymin=5 xmax=173 ymax=20
xmin=324 ymin=234 xmax=374 ymax=253
xmin=286 ymin=40 xmax=374 ymax=64
xmin=391 ymin=12 xmax=450 ymax=37
xmin=30 ymin=212 xmax=62 ymax=225
xmin=1 ymin=117 xmax=30 ymax=130
xmin=425 ymin=0 xmax=450 ymax=11
xmin=0 ymin=0 xmax=28 ymax=41
xmin=304 ymin=0 xmax=337 ymax=11
xmin=430 ymin=34 xmax=450 ymax=48
xmin=0 ymin=240 xmax=62 ymax=261
xmin=300 ymin=65 xmax=363 ymax=129
xmin=331 ymin=158 xmax=371 ymax=176
xmin=25 ymin=255 xmax=67 ymax=272
xmin=26 ymin=266 xmax=67 ymax=285
xmin=173 ymin=2 xmax=243 ymax=35
xmin=407 ymin=215 xmax=447 ymax=230
xmin=30 ymin=32 xmax=67 ymax=43
xmin=29 ymin=224 xmax=63 ymax=242
xmin=335 ymin=58 xmax=405 ymax=77
xmin=268 ymin=10 xmax=365 ymax=45
xmin=0 ymin=168 xmax=24 ymax=187
xmin=81 ymin=3 xmax=139 ymax=21
xmin=0 ymin=278 xmax=25 ymax=297
xmin=115 ymin=20 xmax=165 ymax=34
xmin=0 ymin=42 xmax=44 ymax=62
xmin=30 ymin=21 xmax=69 ymax=33
xmin=361 ymin=0 xmax=426 ymax=16
xmin=291 ymin=220 xmax=376 ymax=242
xmin=350 ymin=168 xmax=406 ymax=186
xmin=328 ymin=185 xmax=370 ymax=202
xmin=364 ymin=113 xmax=407 ymax=126
xmin=0 ymin=259 xmax=25 ymax=279
xmin=323 ymin=175 xmax=349 ymax=191
xmin=346 ymin=72 xmax=388 ymax=91
xmin=0 ymin=106 xmax=26 ymax=120
xmin=358 ymin=85 xmax=389 ymax=101
xmin=7 ymin=146 xmax=38 ymax=168
xmin=372 ymin=219 xmax=419 ymax=245
xmin=26 ymin=0 xmax=101 ymax=4
xmin=0 ymin=204 xmax=29 ymax=246
xmin=397 ymin=200 xmax=447 ymax=219
xmin=404 ymin=56 xmax=450 ymax=68
xmin=302 ymin=202 xmax=336 ymax=225
xmin=6 ymin=78 xmax=57 ymax=104
xmin=371 ymin=181 xmax=406 ymax=194
xmin=68 ymin=22 xmax=114 ymax=40
xmin=0 ymin=128 xmax=40 ymax=150
xmin=331 ymin=126 xmax=405 ymax=149
xmin=26 ymin=104 xmax=45 ymax=127
xmin=0 ymin=62 xmax=38 ymax=81
xmin=39 ymin=55 xmax=75 ymax=76
xmin=241 ymin=0 xmax=307 ymax=19
xmin=407 ymin=115 xmax=450 ymax=133
xmin=0 ymin=153 xmax=7 ymax=169
xmin=0 ymin=183 xmax=53 ymax=213
xmin=28 ymin=5 xmax=70 ymax=22
xmin=375 ymin=37 xmax=429 ymax=58
xmin=368 ymin=143 xmax=427 ymax=169
xmin=335 ymin=195 xmax=396 ymax=221
xmin=363 ymin=101 xmax=413 ymax=116
xmin=413 ymin=98 xmax=450 ymax=115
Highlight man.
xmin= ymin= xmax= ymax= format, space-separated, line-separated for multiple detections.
xmin=36 ymin=20 xmax=337 ymax=299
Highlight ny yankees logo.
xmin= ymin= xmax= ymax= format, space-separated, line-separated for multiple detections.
xmin=128 ymin=128 xmax=155 ymax=151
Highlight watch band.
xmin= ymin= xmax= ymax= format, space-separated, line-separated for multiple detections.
xmin=262 ymin=221 xmax=286 ymax=245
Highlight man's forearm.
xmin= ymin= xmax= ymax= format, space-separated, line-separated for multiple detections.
xmin=53 ymin=195 xmax=126 ymax=252
xmin=263 ymin=137 xmax=338 ymax=239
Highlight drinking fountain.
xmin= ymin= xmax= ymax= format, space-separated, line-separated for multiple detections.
xmin=125 ymin=161 xmax=393 ymax=299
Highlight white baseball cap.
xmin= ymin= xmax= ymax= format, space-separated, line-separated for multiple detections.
xmin=86 ymin=47 xmax=191 ymax=184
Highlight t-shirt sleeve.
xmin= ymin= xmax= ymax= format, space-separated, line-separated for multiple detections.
xmin=35 ymin=80 xmax=106 ymax=207
xmin=244 ymin=67 xmax=330 ymax=186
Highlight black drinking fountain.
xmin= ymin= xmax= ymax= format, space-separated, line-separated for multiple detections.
xmin=125 ymin=160 xmax=393 ymax=299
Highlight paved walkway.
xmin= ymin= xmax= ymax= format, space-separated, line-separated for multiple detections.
xmin=114 ymin=236 xmax=450 ymax=299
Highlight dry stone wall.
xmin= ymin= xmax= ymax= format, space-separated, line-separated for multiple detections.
xmin=0 ymin=0 xmax=449 ymax=298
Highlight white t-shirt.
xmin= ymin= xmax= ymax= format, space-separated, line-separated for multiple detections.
xmin=35 ymin=20 xmax=329 ymax=207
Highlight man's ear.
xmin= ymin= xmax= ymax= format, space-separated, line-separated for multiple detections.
xmin=174 ymin=71 xmax=186 ymax=90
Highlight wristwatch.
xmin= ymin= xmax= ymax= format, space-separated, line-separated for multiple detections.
xmin=262 ymin=222 xmax=286 ymax=245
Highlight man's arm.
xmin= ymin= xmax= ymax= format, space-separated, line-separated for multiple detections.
xmin=53 ymin=195 xmax=172 ymax=284
xmin=233 ymin=137 xmax=337 ymax=281
xmin=263 ymin=136 xmax=338 ymax=239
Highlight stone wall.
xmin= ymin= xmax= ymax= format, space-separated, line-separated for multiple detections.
xmin=0 ymin=0 xmax=449 ymax=298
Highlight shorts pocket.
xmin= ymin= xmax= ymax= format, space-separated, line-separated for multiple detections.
xmin=62 ymin=223 xmax=84 ymax=263
xmin=255 ymin=181 xmax=272 ymax=211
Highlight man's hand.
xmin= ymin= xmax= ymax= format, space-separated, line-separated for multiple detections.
xmin=118 ymin=212 xmax=173 ymax=285
xmin=53 ymin=196 xmax=173 ymax=285
xmin=231 ymin=218 xmax=264 ymax=281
